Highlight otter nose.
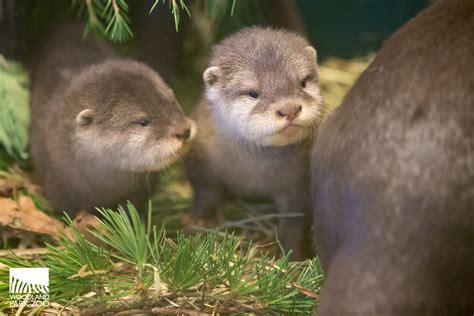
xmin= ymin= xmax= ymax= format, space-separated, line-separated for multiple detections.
xmin=276 ymin=105 xmax=302 ymax=121
xmin=175 ymin=128 xmax=191 ymax=141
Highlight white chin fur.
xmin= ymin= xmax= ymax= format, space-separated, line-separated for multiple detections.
xmin=124 ymin=138 xmax=185 ymax=172
xmin=118 ymin=122 xmax=196 ymax=172
xmin=208 ymin=91 xmax=319 ymax=147
xmin=74 ymin=129 xmax=187 ymax=172
xmin=255 ymin=128 xmax=309 ymax=147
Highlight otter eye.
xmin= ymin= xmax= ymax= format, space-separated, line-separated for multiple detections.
xmin=135 ymin=118 xmax=150 ymax=127
xmin=248 ymin=91 xmax=259 ymax=99
xmin=301 ymin=75 xmax=313 ymax=89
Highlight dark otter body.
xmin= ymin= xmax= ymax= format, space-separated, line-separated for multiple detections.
xmin=30 ymin=25 xmax=194 ymax=215
xmin=311 ymin=0 xmax=473 ymax=314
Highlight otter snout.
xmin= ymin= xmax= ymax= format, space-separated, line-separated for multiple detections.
xmin=172 ymin=119 xmax=196 ymax=143
xmin=175 ymin=128 xmax=191 ymax=141
xmin=276 ymin=104 xmax=302 ymax=121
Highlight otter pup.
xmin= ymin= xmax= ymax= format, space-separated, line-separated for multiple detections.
xmin=311 ymin=0 xmax=474 ymax=314
xmin=185 ymin=27 xmax=323 ymax=259
xmin=30 ymin=25 xmax=195 ymax=216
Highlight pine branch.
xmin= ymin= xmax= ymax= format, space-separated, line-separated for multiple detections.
xmin=150 ymin=0 xmax=191 ymax=32
xmin=72 ymin=0 xmax=237 ymax=42
xmin=72 ymin=0 xmax=133 ymax=42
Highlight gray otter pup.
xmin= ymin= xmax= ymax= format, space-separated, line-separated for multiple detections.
xmin=185 ymin=27 xmax=323 ymax=259
xmin=30 ymin=25 xmax=195 ymax=216
xmin=311 ymin=0 xmax=473 ymax=314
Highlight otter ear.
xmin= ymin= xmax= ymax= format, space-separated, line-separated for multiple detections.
xmin=76 ymin=109 xmax=94 ymax=126
xmin=203 ymin=66 xmax=221 ymax=86
xmin=305 ymin=46 xmax=318 ymax=63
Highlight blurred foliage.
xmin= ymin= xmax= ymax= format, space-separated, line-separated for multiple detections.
xmin=202 ymin=0 xmax=236 ymax=20
xmin=0 ymin=56 xmax=29 ymax=162
xmin=0 ymin=151 xmax=13 ymax=171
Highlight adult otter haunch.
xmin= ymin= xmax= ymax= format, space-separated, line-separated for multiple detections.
xmin=311 ymin=0 xmax=473 ymax=314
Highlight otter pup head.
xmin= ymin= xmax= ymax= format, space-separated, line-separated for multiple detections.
xmin=69 ymin=60 xmax=195 ymax=171
xmin=203 ymin=27 xmax=323 ymax=147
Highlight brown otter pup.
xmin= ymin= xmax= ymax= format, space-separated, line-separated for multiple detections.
xmin=311 ymin=0 xmax=474 ymax=314
xmin=185 ymin=27 xmax=323 ymax=259
xmin=30 ymin=25 xmax=195 ymax=216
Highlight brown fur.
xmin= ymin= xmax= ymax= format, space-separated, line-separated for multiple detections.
xmin=311 ymin=0 xmax=474 ymax=314
xmin=30 ymin=25 xmax=194 ymax=215
xmin=185 ymin=27 xmax=323 ymax=259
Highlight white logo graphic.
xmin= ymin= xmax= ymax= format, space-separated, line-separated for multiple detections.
xmin=9 ymin=268 xmax=49 ymax=294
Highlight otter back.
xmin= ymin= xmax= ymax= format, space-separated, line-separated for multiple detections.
xmin=311 ymin=0 xmax=473 ymax=314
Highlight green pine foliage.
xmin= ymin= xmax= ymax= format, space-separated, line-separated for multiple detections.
xmin=149 ymin=0 xmax=191 ymax=32
xmin=0 ymin=56 xmax=30 ymax=161
xmin=73 ymin=0 xmax=237 ymax=42
xmin=0 ymin=203 xmax=324 ymax=314
xmin=72 ymin=0 xmax=133 ymax=42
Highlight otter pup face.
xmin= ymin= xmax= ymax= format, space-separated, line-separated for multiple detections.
xmin=71 ymin=60 xmax=195 ymax=171
xmin=203 ymin=27 xmax=323 ymax=147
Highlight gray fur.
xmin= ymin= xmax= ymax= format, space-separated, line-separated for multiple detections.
xmin=30 ymin=25 xmax=194 ymax=216
xmin=186 ymin=27 xmax=323 ymax=259
xmin=311 ymin=0 xmax=474 ymax=314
